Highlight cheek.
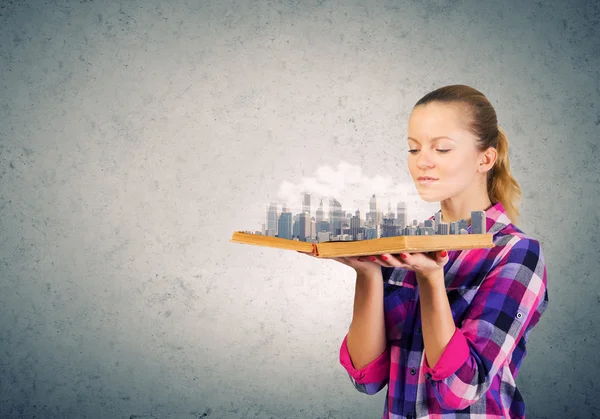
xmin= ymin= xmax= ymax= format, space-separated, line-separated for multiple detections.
xmin=443 ymin=159 xmax=476 ymax=180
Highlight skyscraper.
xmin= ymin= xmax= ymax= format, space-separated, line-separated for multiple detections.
xmin=350 ymin=213 xmax=361 ymax=240
xmin=266 ymin=203 xmax=278 ymax=237
xmin=369 ymin=194 xmax=379 ymax=227
xmin=450 ymin=221 xmax=458 ymax=234
xmin=302 ymin=192 xmax=311 ymax=215
xmin=329 ymin=197 xmax=343 ymax=235
xmin=316 ymin=199 xmax=324 ymax=224
xmin=299 ymin=212 xmax=310 ymax=241
xmin=396 ymin=201 xmax=408 ymax=229
xmin=434 ymin=211 xmax=442 ymax=229
xmin=396 ymin=201 xmax=407 ymax=229
xmin=471 ymin=210 xmax=486 ymax=234
xmin=277 ymin=212 xmax=293 ymax=239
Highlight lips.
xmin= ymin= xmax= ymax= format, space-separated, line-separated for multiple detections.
xmin=417 ymin=176 xmax=438 ymax=181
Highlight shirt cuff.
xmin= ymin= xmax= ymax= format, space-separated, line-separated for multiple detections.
xmin=339 ymin=334 xmax=389 ymax=384
xmin=423 ymin=327 xmax=470 ymax=381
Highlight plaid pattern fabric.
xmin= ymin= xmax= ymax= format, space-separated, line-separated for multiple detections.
xmin=339 ymin=202 xmax=549 ymax=418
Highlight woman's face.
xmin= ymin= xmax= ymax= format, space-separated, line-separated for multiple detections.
xmin=407 ymin=102 xmax=483 ymax=203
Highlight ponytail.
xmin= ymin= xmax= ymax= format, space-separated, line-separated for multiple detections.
xmin=488 ymin=126 xmax=521 ymax=225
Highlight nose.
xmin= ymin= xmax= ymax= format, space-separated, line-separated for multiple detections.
xmin=415 ymin=150 xmax=434 ymax=169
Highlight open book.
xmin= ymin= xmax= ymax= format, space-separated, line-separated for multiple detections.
xmin=230 ymin=231 xmax=494 ymax=258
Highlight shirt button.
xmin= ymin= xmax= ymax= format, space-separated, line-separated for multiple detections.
xmin=410 ymin=367 xmax=416 ymax=375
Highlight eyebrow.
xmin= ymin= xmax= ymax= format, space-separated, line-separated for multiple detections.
xmin=407 ymin=136 xmax=455 ymax=143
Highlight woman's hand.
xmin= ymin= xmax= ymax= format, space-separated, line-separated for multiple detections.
xmin=297 ymin=251 xmax=382 ymax=276
xmin=364 ymin=250 xmax=450 ymax=280
xmin=297 ymin=250 xmax=450 ymax=280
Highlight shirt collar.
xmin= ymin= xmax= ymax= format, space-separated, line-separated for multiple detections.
xmin=429 ymin=201 xmax=511 ymax=234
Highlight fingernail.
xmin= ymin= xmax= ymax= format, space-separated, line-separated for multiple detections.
xmin=440 ymin=250 xmax=447 ymax=257
xmin=368 ymin=256 xmax=376 ymax=261
xmin=400 ymin=253 xmax=407 ymax=258
xmin=380 ymin=255 xmax=388 ymax=261
xmin=357 ymin=257 xmax=363 ymax=262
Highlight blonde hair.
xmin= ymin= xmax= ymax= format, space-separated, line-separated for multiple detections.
xmin=414 ymin=85 xmax=522 ymax=225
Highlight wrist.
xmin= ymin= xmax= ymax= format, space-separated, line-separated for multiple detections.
xmin=416 ymin=268 xmax=444 ymax=286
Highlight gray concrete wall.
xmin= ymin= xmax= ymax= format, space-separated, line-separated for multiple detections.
xmin=1 ymin=0 xmax=598 ymax=418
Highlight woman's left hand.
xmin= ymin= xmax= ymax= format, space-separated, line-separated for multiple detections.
xmin=363 ymin=250 xmax=449 ymax=279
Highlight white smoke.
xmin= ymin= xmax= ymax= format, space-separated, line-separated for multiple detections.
xmin=274 ymin=161 xmax=438 ymax=220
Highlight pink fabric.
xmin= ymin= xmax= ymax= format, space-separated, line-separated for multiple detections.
xmin=339 ymin=334 xmax=390 ymax=384
xmin=423 ymin=327 xmax=470 ymax=381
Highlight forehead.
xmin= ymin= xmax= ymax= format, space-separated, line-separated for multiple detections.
xmin=408 ymin=102 xmax=470 ymax=141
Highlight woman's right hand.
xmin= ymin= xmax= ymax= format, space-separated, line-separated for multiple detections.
xmin=297 ymin=251 xmax=382 ymax=276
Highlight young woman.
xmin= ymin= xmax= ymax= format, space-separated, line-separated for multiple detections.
xmin=304 ymin=85 xmax=549 ymax=418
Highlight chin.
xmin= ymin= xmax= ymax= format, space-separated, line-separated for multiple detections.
xmin=415 ymin=187 xmax=444 ymax=202
xmin=418 ymin=194 xmax=440 ymax=203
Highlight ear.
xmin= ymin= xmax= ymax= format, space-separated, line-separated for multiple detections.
xmin=477 ymin=146 xmax=497 ymax=173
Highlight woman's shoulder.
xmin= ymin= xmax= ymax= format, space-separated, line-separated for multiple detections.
xmin=484 ymin=201 xmax=544 ymax=252
xmin=492 ymin=222 xmax=544 ymax=256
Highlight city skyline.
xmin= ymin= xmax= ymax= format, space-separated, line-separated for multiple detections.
xmin=248 ymin=192 xmax=485 ymax=243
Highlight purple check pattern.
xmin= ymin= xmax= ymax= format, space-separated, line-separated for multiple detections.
xmin=339 ymin=202 xmax=549 ymax=418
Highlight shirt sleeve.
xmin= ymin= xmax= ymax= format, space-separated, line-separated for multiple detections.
xmin=339 ymin=334 xmax=390 ymax=395
xmin=422 ymin=237 xmax=549 ymax=410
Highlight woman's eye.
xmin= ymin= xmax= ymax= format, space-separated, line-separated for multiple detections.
xmin=408 ymin=149 xmax=419 ymax=154
xmin=436 ymin=149 xmax=450 ymax=153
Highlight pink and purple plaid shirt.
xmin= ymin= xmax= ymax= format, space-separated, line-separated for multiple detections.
xmin=339 ymin=201 xmax=549 ymax=418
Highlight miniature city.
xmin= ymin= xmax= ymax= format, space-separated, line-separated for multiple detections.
xmin=242 ymin=193 xmax=486 ymax=243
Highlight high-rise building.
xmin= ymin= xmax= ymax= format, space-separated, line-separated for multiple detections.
xmin=434 ymin=211 xmax=442 ymax=229
xmin=396 ymin=201 xmax=407 ymax=229
xmin=350 ymin=214 xmax=361 ymax=240
xmin=471 ymin=211 xmax=486 ymax=234
xmin=316 ymin=199 xmax=324 ymax=225
xmin=317 ymin=231 xmax=331 ymax=242
xmin=386 ymin=202 xmax=396 ymax=222
xmin=292 ymin=214 xmax=300 ymax=238
xmin=318 ymin=220 xmax=330 ymax=234
xmin=329 ymin=197 xmax=343 ymax=235
xmin=266 ymin=203 xmax=278 ymax=236
xmin=369 ymin=194 xmax=380 ymax=227
xmin=299 ymin=212 xmax=311 ymax=241
xmin=450 ymin=221 xmax=458 ymax=234
xmin=364 ymin=227 xmax=377 ymax=240
xmin=437 ymin=223 xmax=448 ymax=235
xmin=381 ymin=217 xmax=398 ymax=237
xmin=302 ymin=192 xmax=311 ymax=216
xmin=277 ymin=212 xmax=293 ymax=239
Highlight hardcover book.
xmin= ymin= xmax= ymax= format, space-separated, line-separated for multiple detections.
xmin=230 ymin=231 xmax=494 ymax=258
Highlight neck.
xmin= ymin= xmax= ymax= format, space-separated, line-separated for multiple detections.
xmin=439 ymin=181 xmax=493 ymax=224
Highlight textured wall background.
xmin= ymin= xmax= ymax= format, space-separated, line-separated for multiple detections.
xmin=1 ymin=0 xmax=599 ymax=418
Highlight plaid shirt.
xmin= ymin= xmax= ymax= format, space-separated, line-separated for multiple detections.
xmin=339 ymin=202 xmax=549 ymax=418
